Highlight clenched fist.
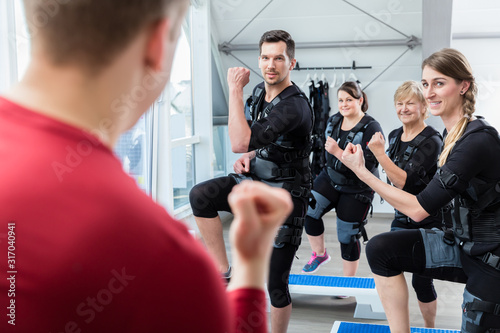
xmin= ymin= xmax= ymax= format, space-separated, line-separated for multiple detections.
xmin=228 ymin=181 xmax=292 ymax=262
xmin=368 ymin=132 xmax=385 ymax=158
xmin=227 ymin=67 xmax=250 ymax=90
xmin=325 ymin=136 xmax=340 ymax=155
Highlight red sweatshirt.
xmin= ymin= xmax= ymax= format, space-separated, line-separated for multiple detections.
xmin=0 ymin=97 xmax=266 ymax=333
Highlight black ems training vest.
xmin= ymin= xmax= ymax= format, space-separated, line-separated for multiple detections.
xmin=387 ymin=126 xmax=442 ymax=187
xmin=387 ymin=126 xmax=445 ymax=226
xmin=248 ymin=82 xmax=313 ymax=196
xmin=324 ymin=113 xmax=377 ymax=191
xmin=438 ymin=118 xmax=500 ymax=267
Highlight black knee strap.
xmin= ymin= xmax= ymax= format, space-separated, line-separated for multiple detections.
xmin=342 ymin=219 xmax=368 ymax=260
xmin=289 ymin=217 xmax=305 ymax=228
xmin=274 ymin=217 xmax=304 ymax=248
xmin=465 ymin=322 xmax=500 ymax=333
xmin=354 ymin=193 xmax=374 ymax=218
xmin=358 ymin=219 xmax=369 ymax=244
xmin=465 ymin=299 xmax=500 ymax=316
xmin=479 ymin=252 xmax=500 ymax=271
xmin=274 ymin=226 xmax=303 ymax=248
xmin=282 ymin=182 xmax=311 ymax=198
xmin=463 ymin=295 xmax=500 ymax=333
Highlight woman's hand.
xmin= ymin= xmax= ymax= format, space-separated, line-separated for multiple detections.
xmin=341 ymin=143 xmax=367 ymax=176
xmin=325 ymin=136 xmax=340 ymax=155
xmin=368 ymin=132 xmax=386 ymax=158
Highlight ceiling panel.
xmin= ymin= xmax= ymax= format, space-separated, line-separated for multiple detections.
xmin=212 ymin=0 xmax=423 ymax=45
xmin=214 ymin=14 xmax=422 ymax=44
xmin=212 ymin=0 xmax=422 ymax=22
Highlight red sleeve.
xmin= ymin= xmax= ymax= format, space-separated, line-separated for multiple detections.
xmin=228 ymin=288 xmax=267 ymax=333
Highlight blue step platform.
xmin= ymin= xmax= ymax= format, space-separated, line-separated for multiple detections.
xmin=331 ymin=321 xmax=460 ymax=333
xmin=289 ymin=274 xmax=376 ymax=289
xmin=288 ymin=274 xmax=385 ymax=320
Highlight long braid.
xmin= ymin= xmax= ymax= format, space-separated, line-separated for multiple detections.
xmin=439 ymin=118 xmax=468 ymax=167
xmin=438 ymin=81 xmax=477 ymax=166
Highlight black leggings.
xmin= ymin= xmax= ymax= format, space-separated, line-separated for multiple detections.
xmin=367 ymin=229 xmax=500 ymax=329
xmin=304 ymin=169 xmax=372 ymax=261
xmin=410 ymin=273 xmax=436 ymax=303
xmin=189 ymin=176 xmax=234 ymax=218
xmin=366 ymin=229 xmax=466 ymax=280
xmin=391 ymin=224 xmax=440 ymax=303
xmin=189 ymin=176 xmax=307 ymax=308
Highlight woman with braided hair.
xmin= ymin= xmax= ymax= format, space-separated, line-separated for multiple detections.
xmin=341 ymin=48 xmax=500 ymax=332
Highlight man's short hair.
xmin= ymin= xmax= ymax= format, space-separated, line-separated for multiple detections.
xmin=259 ymin=30 xmax=295 ymax=60
xmin=23 ymin=0 xmax=186 ymax=73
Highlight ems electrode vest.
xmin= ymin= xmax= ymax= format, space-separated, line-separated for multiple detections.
xmin=387 ymin=126 xmax=446 ymax=226
xmin=247 ymin=82 xmax=313 ymax=188
xmin=324 ymin=112 xmax=378 ymax=191
xmin=387 ymin=126 xmax=441 ymax=186
xmin=438 ymin=118 xmax=500 ymax=261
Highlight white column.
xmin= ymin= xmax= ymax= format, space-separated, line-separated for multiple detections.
xmin=191 ymin=0 xmax=214 ymax=183
xmin=154 ymin=90 xmax=174 ymax=211
xmin=422 ymin=0 xmax=453 ymax=59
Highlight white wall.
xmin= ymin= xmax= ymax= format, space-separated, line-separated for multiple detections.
xmin=451 ymin=39 xmax=500 ymax=130
xmin=452 ymin=0 xmax=500 ymax=130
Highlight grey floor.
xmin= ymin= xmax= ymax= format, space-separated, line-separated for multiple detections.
xmin=221 ymin=211 xmax=465 ymax=332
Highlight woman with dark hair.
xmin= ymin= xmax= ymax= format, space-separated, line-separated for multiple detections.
xmin=369 ymin=80 xmax=444 ymax=327
xmin=302 ymin=81 xmax=383 ymax=279
xmin=341 ymin=48 xmax=500 ymax=332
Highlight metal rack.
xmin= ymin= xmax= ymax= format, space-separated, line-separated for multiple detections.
xmin=294 ymin=61 xmax=372 ymax=71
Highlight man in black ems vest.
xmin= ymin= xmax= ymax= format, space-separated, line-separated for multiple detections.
xmin=189 ymin=30 xmax=313 ymax=333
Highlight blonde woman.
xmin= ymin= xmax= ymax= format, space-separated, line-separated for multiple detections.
xmin=368 ymin=81 xmax=444 ymax=328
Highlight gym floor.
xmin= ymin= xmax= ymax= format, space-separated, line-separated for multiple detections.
xmin=221 ymin=211 xmax=464 ymax=332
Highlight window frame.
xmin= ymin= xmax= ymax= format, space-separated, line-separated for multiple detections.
xmin=153 ymin=3 xmax=213 ymax=216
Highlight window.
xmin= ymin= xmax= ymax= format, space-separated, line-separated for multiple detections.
xmin=14 ymin=0 xmax=29 ymax=81
xmin=114 ymin=112 xmax=154 ymax=194
xmin=169 ymin=27 xmax=196 ymax=209
xmin=213 ymin=125 xmax=240 ymax=177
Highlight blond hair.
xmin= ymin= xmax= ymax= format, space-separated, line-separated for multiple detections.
xmin=422 ymin=48 xmax=477 ymax=166
xmin=393 ymin=80 xmax=428 ymax=119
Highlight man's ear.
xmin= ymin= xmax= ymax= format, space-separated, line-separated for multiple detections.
xmin=290 ymin=58 xmax=296 ymax=71
xmin=145 ymin=18 xmax=170 ymax=71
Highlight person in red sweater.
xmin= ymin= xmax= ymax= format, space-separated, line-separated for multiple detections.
xmin=0 ymin=1 xmax=292 ymax=332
